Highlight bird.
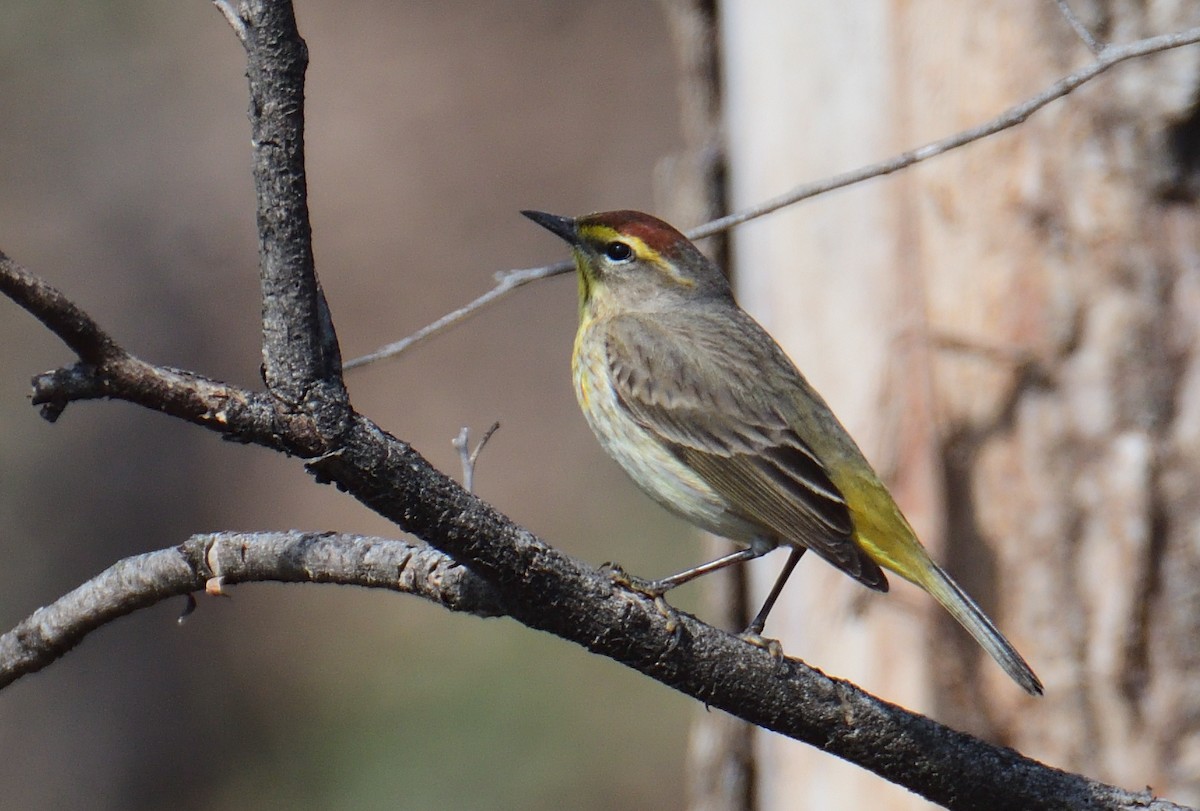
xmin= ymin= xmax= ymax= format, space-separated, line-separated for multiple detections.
xmin=522 ymin=208 xmax=1042 ymax=696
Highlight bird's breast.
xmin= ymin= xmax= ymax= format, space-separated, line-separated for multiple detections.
xmin=571 ymin=320 xmax=763 ymax=545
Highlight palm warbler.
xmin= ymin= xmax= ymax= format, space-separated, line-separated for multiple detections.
xmin=523 ymin=208 xmax=1042 ymax=696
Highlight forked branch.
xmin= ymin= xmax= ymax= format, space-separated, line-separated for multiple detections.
xmin=0 ymin=2 xmax=1195 ymax=809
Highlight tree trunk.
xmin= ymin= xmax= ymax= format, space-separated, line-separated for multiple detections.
xmin=659 ymin=3 xmax=758 ymax=810
xmin=721 ymin=1 xmax=1200 ymax=807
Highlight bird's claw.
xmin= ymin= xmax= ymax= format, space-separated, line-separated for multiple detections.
xmin=599 ymin=560 xmax=629 ymax=582
xmin=601 ymin=561 xmax=672 ymax=598
xmin=655 ymin=595 xmax=688 ymax=653
xmin=739 ymin=630 xmax=785 ymax=662
xmin=601 ymin=562 xmax=686 ymax=650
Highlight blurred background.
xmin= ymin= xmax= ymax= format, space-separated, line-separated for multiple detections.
xmin=0 ymin=3 xmax=701 ymax=808
xmin=8 ymin=4 xmax=1200 ymax=810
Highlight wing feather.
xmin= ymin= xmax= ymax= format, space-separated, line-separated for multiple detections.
xmin=604 ymin=310 xmax=887 ymax=590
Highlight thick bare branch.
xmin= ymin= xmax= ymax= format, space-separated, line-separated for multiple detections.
xmin=1 ymin=4 xmax=1196 ymax=808
xmin=0 ymin=470 xmax=1184 ymax=811
xmin=236 ymin=0 xmax=347 ymax=409
xmin=0 ymin=252 xmax=123 ymax=365
xmin=0 ymin=531 xmax=504 ymax=688
xmin=0 ymin=254 xmax=295 ymax=434
xmin=1 ymin=196 xmax=1187 ymax=811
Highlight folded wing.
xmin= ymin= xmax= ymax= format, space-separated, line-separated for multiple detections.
xmin=605 ymin=311 xmax=887 ymax=591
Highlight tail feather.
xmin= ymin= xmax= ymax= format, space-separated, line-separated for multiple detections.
xmin=920 ymin=563 xmax=1043 ymax=696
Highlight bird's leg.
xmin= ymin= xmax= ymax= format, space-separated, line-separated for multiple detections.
xmin=744 ymin=546 xmax=806 ymax=636
xmin=740 ymin=546 xmax=807 ymax=658
xmin=605 ymin=547 xmax=764 ymax=642
xmin=611 ymin=546 xmax=763 ymax=598
xmin=608 ymin=546 xmax=793 ymax=651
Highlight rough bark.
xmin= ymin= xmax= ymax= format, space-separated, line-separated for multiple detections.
xmin=723 ymin=1 xmax=1200 ymax=807
xmin=1 ymin=1 xmax=1197 ymax=809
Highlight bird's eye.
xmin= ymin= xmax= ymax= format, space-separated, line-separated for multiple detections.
xmin=604 ymin=241 xmax=633 ymax=262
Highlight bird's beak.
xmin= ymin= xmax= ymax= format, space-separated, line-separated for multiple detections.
xmin=521 ymin=210 xmax=579 ymax=246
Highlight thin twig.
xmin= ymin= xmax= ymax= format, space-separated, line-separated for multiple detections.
xmin=689 ymin=25 xmax=1200 ymax=239
xmin=453 ymin=422 xmax=501 ymax=493
xmin=343 ymin=262 xmax=570 ymax=369
xmin=452 ymin=428 xmax=471 ymax=486
xmin=1 ymin=7 xmax=1197 ymax=807
xmin=212 ymin=0 xmax=249 ymax=43
xmin=471 ymin=421 xmax=500 ymax=467
xmin=1054 ymin=0 xmax=1103 ymax=54
xmin=344 ymin=24 xmax=1200 ymax=372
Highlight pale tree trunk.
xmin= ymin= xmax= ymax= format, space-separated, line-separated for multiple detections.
xmin=717 ymin=2 xmax=1200 ymax=808
xmin=659 ymin=3 xmax=757 ymax=810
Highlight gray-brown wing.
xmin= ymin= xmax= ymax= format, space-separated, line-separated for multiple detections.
xmin=604 ymin=311 xmax=887 ymax=590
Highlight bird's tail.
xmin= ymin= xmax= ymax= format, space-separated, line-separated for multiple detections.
xmin=916 ymin=561 xmax=1043 ymax=696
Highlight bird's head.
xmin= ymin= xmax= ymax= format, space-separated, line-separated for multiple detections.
xmin=522 ymin=209 xmax=731 ymax=318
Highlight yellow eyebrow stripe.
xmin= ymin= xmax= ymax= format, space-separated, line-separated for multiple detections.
xmin=579 ymin=225 xmax=695 ymax=288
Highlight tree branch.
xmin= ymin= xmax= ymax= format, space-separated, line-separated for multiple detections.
xmin=236 ymin=0 xmax=347 ymax=410
xmin=1054 ymin=0 xmax=1104 ymax=55
xmin=1 ymin=2 xmax=1195 ymax=809
xmin=343 ymin=262 xmax=571 ymax=370
xmin=0 ymin=467 xmax=1186 ymax=811
xmin=688 ymin=25 xmax=1200 ymax=236
xmin=3 ymin=252 xmax=1186 ymax=809
xmin=0 ymin=531 xmax=505 ymax=689
xmin=0 ymin=252 xmax=293 ymax=434
xmin=0 ymin=250 xmax=122 ymax=365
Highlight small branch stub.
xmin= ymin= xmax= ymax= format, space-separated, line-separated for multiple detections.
xmin=453 ymin=421 xmax=500 ymax=493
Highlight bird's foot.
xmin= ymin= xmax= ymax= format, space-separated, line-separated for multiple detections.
xmin=602 ymin=562 xmax=685 ymax=644
xmin=738 ymin=629 xmax=785 ymax=662
xmin=600 ymin=561 xmax=674 ymax=598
